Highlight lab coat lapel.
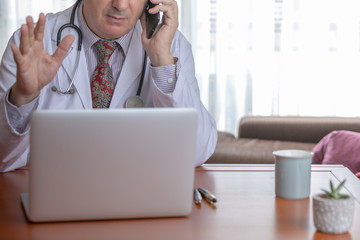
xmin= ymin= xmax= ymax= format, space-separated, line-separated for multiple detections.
xmin=70 ymin=52 xmax=92 ymax=109
xmin=110 ymin=23 xmax=145 ymax=108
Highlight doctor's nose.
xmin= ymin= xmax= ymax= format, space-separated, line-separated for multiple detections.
xmin=111 ymin=0 xmax=131 ymax=12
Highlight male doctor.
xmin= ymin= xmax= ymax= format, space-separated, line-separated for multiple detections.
xmin=0 ymin=0 xmax=217 ymax=172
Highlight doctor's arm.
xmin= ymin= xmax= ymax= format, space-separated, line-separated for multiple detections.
xmin=149 ymin=34 xmax=218 ymax=166
xmin=0 ymin=13 xmax=74 ymax=172
xmin=0 ymin=34 xmax=34 ymax=172
xmin=140 ymin=0 xmax=217 ymax=166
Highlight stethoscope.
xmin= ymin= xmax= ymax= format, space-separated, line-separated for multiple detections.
xmin=52 ymin=0 xmax=146 ymax=108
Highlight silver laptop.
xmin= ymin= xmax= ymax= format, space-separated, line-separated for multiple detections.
xmin=21 ymin=108 xmax=197 ymax=222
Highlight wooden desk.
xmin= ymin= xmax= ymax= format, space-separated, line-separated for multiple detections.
xmin=1 ymin=164 xmax=359 ymax=240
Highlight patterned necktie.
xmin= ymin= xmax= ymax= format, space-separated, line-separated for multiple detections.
xmin=91 ymin=40 xmax=118 ymax=108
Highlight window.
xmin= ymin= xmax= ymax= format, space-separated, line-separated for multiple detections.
xmin=0 ymin=0 xmax=75 ymax=57
xmin=182 ymin=0 xmax=360 ymax=135
xmin=2 ymin=0 xmax=360 ymax=135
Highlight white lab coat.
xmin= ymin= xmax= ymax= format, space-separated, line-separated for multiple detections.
xmin=0 ymin=6 xmax=217 ymax=172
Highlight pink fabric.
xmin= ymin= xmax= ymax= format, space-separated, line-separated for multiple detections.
xmin=312 ymin=130 xmax=360 ymax=175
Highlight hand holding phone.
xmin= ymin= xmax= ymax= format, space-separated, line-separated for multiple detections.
xmin=141 ymin=0 xmax=178 ymax=67
xmin=145 ymin=1 xmax=161 ymax=39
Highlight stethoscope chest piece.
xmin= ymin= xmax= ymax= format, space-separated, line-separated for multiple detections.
xmin=125 ymin=96 xmax=144 ymax=108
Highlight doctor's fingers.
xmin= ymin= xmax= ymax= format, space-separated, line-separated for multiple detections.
xmin=19 ymin=14 xmax=45 ymax=55
xmin=34 ymin=13 xmax=46 ymax=42
xmin=11 ymin=44 xmax=25 ymax=69
xmin=19 ymin=23 xmax=31 ymax=55
xmin=26 ymin=17 xmax=35 ymax=46
xmin=52 ymin=35 xmax=75 ymax=65
xmin=149 ymin=0 xmax=178 ymax=26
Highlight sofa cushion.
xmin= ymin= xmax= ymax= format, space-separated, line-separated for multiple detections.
xmin=207 ymin=131 xmax=315 ymax=164
xmin=313 ymin=130 xmax=360 ymax=174
xmin=239 ymin=116 xmax=360 ymax=143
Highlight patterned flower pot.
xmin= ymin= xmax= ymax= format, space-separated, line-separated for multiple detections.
xmin=313 ymin=194 xmax=355 ymax=234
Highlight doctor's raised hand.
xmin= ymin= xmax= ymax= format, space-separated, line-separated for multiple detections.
xmin=140 ymin=0 xmax=178 ymax=67
xmin=9 ymin=13 xmax=75 ymax=107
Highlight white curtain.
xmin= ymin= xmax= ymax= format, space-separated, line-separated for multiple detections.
xmin=179 ymin=0 xmax=360 ymax=136
xmin=2 ymin=0 xmax=360 ymax=136
xmin=0 ymin=0 xmax=75 ymax=57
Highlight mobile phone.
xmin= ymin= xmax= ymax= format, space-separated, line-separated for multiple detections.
xmin=145 ymin=1 xmax=161 ymax=39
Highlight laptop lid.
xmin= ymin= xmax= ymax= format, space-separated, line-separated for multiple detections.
xmin=22 ymin=108 xmax=197 ymax=222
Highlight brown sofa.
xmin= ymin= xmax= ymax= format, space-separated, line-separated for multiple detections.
xmin=207 ymin=116 xmax=360 ymax=164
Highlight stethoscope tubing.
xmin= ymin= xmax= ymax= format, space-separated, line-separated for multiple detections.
xmin=57 ymin=0 xmax=82 ymax=51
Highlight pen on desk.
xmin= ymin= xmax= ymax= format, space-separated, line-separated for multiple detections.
xmin=197 ymin=187 xmax=217 ymax=203
xmin=194 ymin=188 xmax=202 ymax=204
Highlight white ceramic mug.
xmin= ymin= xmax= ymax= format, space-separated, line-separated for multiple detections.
xmin=273 ymin=150 xmax=313 ymax=199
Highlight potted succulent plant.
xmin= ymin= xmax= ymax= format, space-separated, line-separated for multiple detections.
xmin=313 ymin=179 xmax=355 ymax=234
